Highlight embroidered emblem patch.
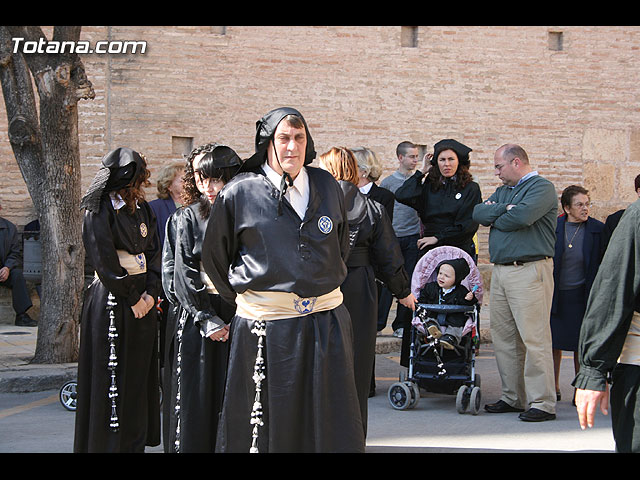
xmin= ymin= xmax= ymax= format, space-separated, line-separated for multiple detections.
xmin=294 ymin=296 xmax=317 ymax=314
xmin=135 ymin=253 xmax=146 ymax=270
xmin=455 ymin=192 xmax=462 ymax=200
xmin=318 ymin=216 xmax=333 ymax=234
xmin=140 ymin=222 xmax=148 ymax=237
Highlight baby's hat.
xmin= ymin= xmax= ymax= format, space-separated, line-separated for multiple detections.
xmin=437 ymin=258 xmax=470 ymax=285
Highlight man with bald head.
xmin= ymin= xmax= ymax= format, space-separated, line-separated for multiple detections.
xmin=473 ymin=144 xmax=558 ymax=422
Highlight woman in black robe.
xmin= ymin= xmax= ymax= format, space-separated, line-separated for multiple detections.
xmin=318 ymin=146 xmax=416 ymax=436
xmin=74 ymin=147 xmax=161 ymax=453
xmin=395 ymin=139 xmax=482 ymax=262
xmin=161 ymin=143 xmax=241 ymax=452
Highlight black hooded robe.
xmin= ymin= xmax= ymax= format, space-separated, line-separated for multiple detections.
xmin=339 ymin=180 xmax=411 ymax=437
xmin=202 ymin=167 xmax=365 ymax=453
xmin=73 ymin=195 xmax=161 ymax=453
xmin=161 ymin=203 xmax=235 ymax=453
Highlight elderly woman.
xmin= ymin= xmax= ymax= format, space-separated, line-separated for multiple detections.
xmin=551 ymin=185 xmax=604 ymax=403
xmin=351 ymin=146 xmax=397 ymax=339
xmin=351 ymin=146 xmax=395 ymax=222
xmin=75 ymin=147 xmax=161 ymax=452
xmin=319 ymin=146 xmax=415 ymax=437
xmin=395 ymin=139 xmax=482 ymax=261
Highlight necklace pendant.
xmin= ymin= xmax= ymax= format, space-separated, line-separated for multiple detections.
xmin=568 ymin=243 xmax=573 ymax=248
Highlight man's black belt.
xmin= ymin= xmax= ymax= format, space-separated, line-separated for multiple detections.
xmin=496 ymin=256 xmax=550 ymax=266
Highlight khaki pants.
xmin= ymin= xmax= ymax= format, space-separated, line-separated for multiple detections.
xmin=490 ymin=258 xmax=556 ymax=413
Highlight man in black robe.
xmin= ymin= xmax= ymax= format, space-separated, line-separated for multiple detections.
xmin=202 ymin=107 xmax=365 ymax=453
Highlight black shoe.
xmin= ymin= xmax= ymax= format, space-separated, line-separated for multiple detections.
xmin=15 ymin=312 xmax=37 ymax=327
xmin=440 ymin=334 xmax=458 ymax=350
xmin=518 ymin=408 xmax=556 ymax=422
xmin=484 ymin=400 xmax=525 ymax=413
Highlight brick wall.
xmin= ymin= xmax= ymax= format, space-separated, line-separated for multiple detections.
xmin=2 ymin=25 xmax=640 ymax=265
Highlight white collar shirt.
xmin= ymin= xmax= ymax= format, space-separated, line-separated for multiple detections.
xmin=262 ymin=162 xmax=310 ymax=220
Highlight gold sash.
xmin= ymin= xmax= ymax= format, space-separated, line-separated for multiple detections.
xmin=200 ymin=261 xmax=218 ymax=295
xmin=235 ymin=288 xmax=343 ymax=321
xmin=116 ymin=249 xmax=146 ymax=275
xmin=619 ymin=312 xmax=640 ymax=366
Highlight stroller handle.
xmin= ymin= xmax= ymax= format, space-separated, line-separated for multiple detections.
xmin=417 ymin=303 xmax=475 ymax=314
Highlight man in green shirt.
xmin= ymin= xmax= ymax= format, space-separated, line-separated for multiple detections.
xmin=473 ymin=144 xmax=558 ymax=422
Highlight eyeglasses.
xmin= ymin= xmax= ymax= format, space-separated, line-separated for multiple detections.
xmin=572 ymin=202 xmax=592 ymax=209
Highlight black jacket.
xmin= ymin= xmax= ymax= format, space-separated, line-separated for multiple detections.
xmin=368 ymin=183 xmax=395 ymax=224
xmin=395 ymin=171 xmax=482 ymax=257
xmin=202 ymin=166 xmax=350 ymax=305
xmin=0 ymin=217 xmax=21 ymax=271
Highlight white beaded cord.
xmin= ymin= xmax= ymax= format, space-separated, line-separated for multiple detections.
xmin=106 ymin=293 xmax=119 ymax=431
xmin=249 ymin=320 xmax=266 ymax=453
xmin=173 ymin=309 xmax=188 ymax=452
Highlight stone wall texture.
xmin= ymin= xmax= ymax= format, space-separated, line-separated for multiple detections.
xmin=2 ymin=25 xmax=640 ymax=266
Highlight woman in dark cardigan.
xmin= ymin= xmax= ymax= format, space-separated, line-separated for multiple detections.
xmin=550 ymin=185 xmax=605 ymax=403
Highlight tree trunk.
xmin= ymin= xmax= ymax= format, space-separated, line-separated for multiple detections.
xmin=0 ymin=26 xmax=94 ymax=363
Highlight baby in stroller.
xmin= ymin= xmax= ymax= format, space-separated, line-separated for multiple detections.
xmin=414 ymin=258 xmax=478 ymax=350
xmin=388 ymin=246 xmax=483 ymax=412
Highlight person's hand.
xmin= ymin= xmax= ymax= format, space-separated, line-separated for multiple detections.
xmin=398 ymin=293 xmax=417 ymax=311
xmin=465 ymin=291 xmax=474 ymax=301
xmin=575 ymin=387 xmax=609 ymax=430
xmin=420 ymin=153 xmax=433 ymax=173
xmin=208 ymin=324 xmax=230 ymax=342
xmin=417 ymin=237 xmax=438 ymax=250
xmin=141 ymin=292 xmax=155 ymax=312
xmin=0 ymin=266 xmax=9 ymax=283
xmin=131 ymin=296 xmax=149 ymax=318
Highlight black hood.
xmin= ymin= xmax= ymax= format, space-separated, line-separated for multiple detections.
xmin=80 ymin=147 xmax=146 ymax=213
xmin=241 ymin=107 xmax=316 ymax=172
xmin=436 ymin=258 xmax=470 ymax=286
xmin=338 ymin=180 xmax=368 ymax=225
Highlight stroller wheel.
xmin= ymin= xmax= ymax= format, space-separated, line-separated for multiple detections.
xmin=408 ymin=382 xmax=420 ymax=409
xmin=59 ymin=380 xmax=78 ymax=411
xmin=469 ymin=386 xmax=481 ymax=415
xmin=456 ymin=385 xmax=469 ymax=414
xmin=388 ymin=382 xmax=412 ymax=410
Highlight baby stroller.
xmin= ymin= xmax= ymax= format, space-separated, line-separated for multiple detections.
xmin=387 ymin=246 xmax=484 ymax=414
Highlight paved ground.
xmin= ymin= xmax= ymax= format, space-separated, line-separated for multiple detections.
xmin=0 ymin=320 xmax=616 ymax=453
